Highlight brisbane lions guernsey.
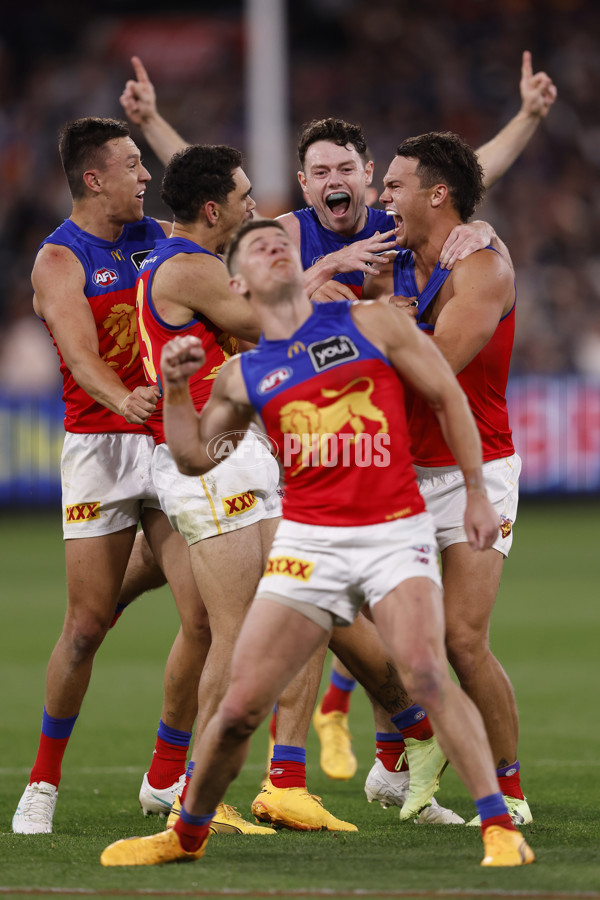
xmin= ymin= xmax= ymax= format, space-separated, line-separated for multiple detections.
xmin=240 ymin=300 xmax=425 ymax=527
xmin=37 ymin=216 xmax=165 ymax=434
xmin=136 ymin=236 xmax=237 ymax=445
xmin=293 ymin=206 xmax=392 ymax=298
xmin=393 ymin=247 xmax=515 ymax=467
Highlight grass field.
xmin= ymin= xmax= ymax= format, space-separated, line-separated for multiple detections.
xmin=1 ymin=500 xmax=599 ymax=899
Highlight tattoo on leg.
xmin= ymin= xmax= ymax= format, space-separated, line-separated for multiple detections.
xmin=377 ymin=663 xmax=411 ymax=714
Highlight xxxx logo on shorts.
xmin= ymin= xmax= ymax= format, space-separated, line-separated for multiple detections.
xmin=65 ymin=502 xmax=101 ymax=523
xmin=264 ymin=556 xmax=314 ymax=581
xmin=222 ymin=491 xmax=257 ymax=517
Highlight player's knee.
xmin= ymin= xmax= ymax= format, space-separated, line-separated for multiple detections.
xmin=62 ymin=616 xmax=107 ymax=661
xmin=445 ymin=627 xmax=487 ymax=682
xmin=218 ymin=697 xmax=267 ymax=742
xmin=180 ymin=611 xmax=211 ymax=646
xmin=402 ymin=660 xmax=446 ymax=712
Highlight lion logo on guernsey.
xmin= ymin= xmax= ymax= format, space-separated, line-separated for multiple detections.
xmin=102 ymin=303 xmax=139 ymax=370
xmin=65 ymin=502 xmax=101 ymax=523
xmin=264 ymin=556 xmax=314 ymax=581
xmin=279 ymin=377 xmax=388 ymax=475
xmin=93 ymin=267 xmax=119 ymax=286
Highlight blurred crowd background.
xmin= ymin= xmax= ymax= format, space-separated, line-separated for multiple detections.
xmin=1 ymin=0 xmax=599 ymax=396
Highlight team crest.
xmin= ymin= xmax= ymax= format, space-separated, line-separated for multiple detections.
xmin=500 ymin=516 xmax=513 ymax=538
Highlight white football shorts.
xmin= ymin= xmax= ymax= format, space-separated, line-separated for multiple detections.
xmin=257 ymin=512 xmax=442 ymax=628
xmin=414 ymin=452 xmax=521 ymax=556
xmin=152 ymin=429 xmax=282 ymax=545
xmin=61 ymin=432 xmax=161 ymax=539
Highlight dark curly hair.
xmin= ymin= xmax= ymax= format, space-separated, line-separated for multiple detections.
xmin=395 ymin=132 xmax=485 ymax=221
xmin=160 ymin=144 xmax=243 ymax=224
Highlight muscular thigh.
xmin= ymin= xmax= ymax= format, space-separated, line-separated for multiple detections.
xmin=64 ymin=526 xmax=137 ymax=622
xmin=189 ymin=521 xmax=265 ymax=632
xmin=441 ymin=542 xmax=504 ymax=642
xmin=227 ymin=597 xmax=331 ymax=715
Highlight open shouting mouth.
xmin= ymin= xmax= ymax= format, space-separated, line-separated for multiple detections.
xmin=326 ymin=191 xmax=351 ymax=217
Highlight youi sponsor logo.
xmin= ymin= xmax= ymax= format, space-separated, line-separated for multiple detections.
xmin=308 ymin=335 xmax=359 ymax=372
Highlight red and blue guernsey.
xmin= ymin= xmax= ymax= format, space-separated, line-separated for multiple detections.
xmin=240 ymin=300 xmax=425 ymax=527
xmin=136 ymin=236 xmax=237 ymax=445
xmin=293 ymin=206 xmax=392 ymax=298
xmin=393 ymin=247 xmax=515 ymax=466
xmin=37 ymin=216 xmax=166 ymax=434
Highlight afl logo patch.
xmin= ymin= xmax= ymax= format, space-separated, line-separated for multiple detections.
xmin=93 ymin=267 xmax=119 ymax=287
xmin=258 ymin=366 xmax=292 ymax=394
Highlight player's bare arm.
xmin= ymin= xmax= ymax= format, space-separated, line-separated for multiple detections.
xmin=120 ymin=56 xmax=189 ymax=165
xmin=476 ymin=50 xmax=557 ymax=189
xmin=350 ymin=301 xmax=499 ymax=550
xmin=362 ymin=218 xmax=506 ymax=300
xmin=430 ymin=249 xmax=515 ymax=374
xmin=151 ymin=252 xmax=261 ymax=343
xmin=162 ymin=335 xmax=253 ymax=475
xmin=33 ymin=244 xmax=158 ymax=423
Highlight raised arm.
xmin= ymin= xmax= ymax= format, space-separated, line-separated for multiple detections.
xmin=161 ymin=334 xmax=253 ymax=475
xmin=476 ymin=50 xmax=557 ymax=189
xmin=33 ymin=245 xmax=158 ymax=423
xmin=120 ymin=56 xmax=189 ymax=166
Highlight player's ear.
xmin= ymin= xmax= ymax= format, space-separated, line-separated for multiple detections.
xmin=430 ymin=184 xmax=448 ymax=208
xmin=298 ymin=170 xmax=310 ymax=202
xmin=364 ymin=160 xmax=374 ymax=185
xmin=204 ymin=201 xmax=219 ymax=224
xmin=83 ymin=169 xmax=101 ymax=193
xmin=229 ymin=273 xmax=249 ymax=297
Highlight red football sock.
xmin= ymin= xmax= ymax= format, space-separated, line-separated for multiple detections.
xmin=174 ymin=816 xmax=211 ymax=852
xmin=322 ymin=684 xmax=351 ymax=714
xmin=498 ymin=767 xmax=525 ymax=800
xmin=400 ymin=716 xmax=434 ymax=742
xmin=269 ymin=759 xmax=306 ymax=789
xmin=481 ymin=813 xmax=517 ymax=837
xmin=147 ymin=737 xmax=188 ymax=789
xmin=30 ymin=734 xmax=70 ymax=787
xmin=376 ymin=735 xmax=407 ymax=772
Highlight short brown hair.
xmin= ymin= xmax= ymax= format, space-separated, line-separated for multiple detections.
xmin=298 ymin=118 xmax=369 ymax=168
xmin=59 ymin=117 xmax=130 ymax=200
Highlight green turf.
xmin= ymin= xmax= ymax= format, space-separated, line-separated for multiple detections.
xmin=1 ymin=501 xmax=598 ymax=898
